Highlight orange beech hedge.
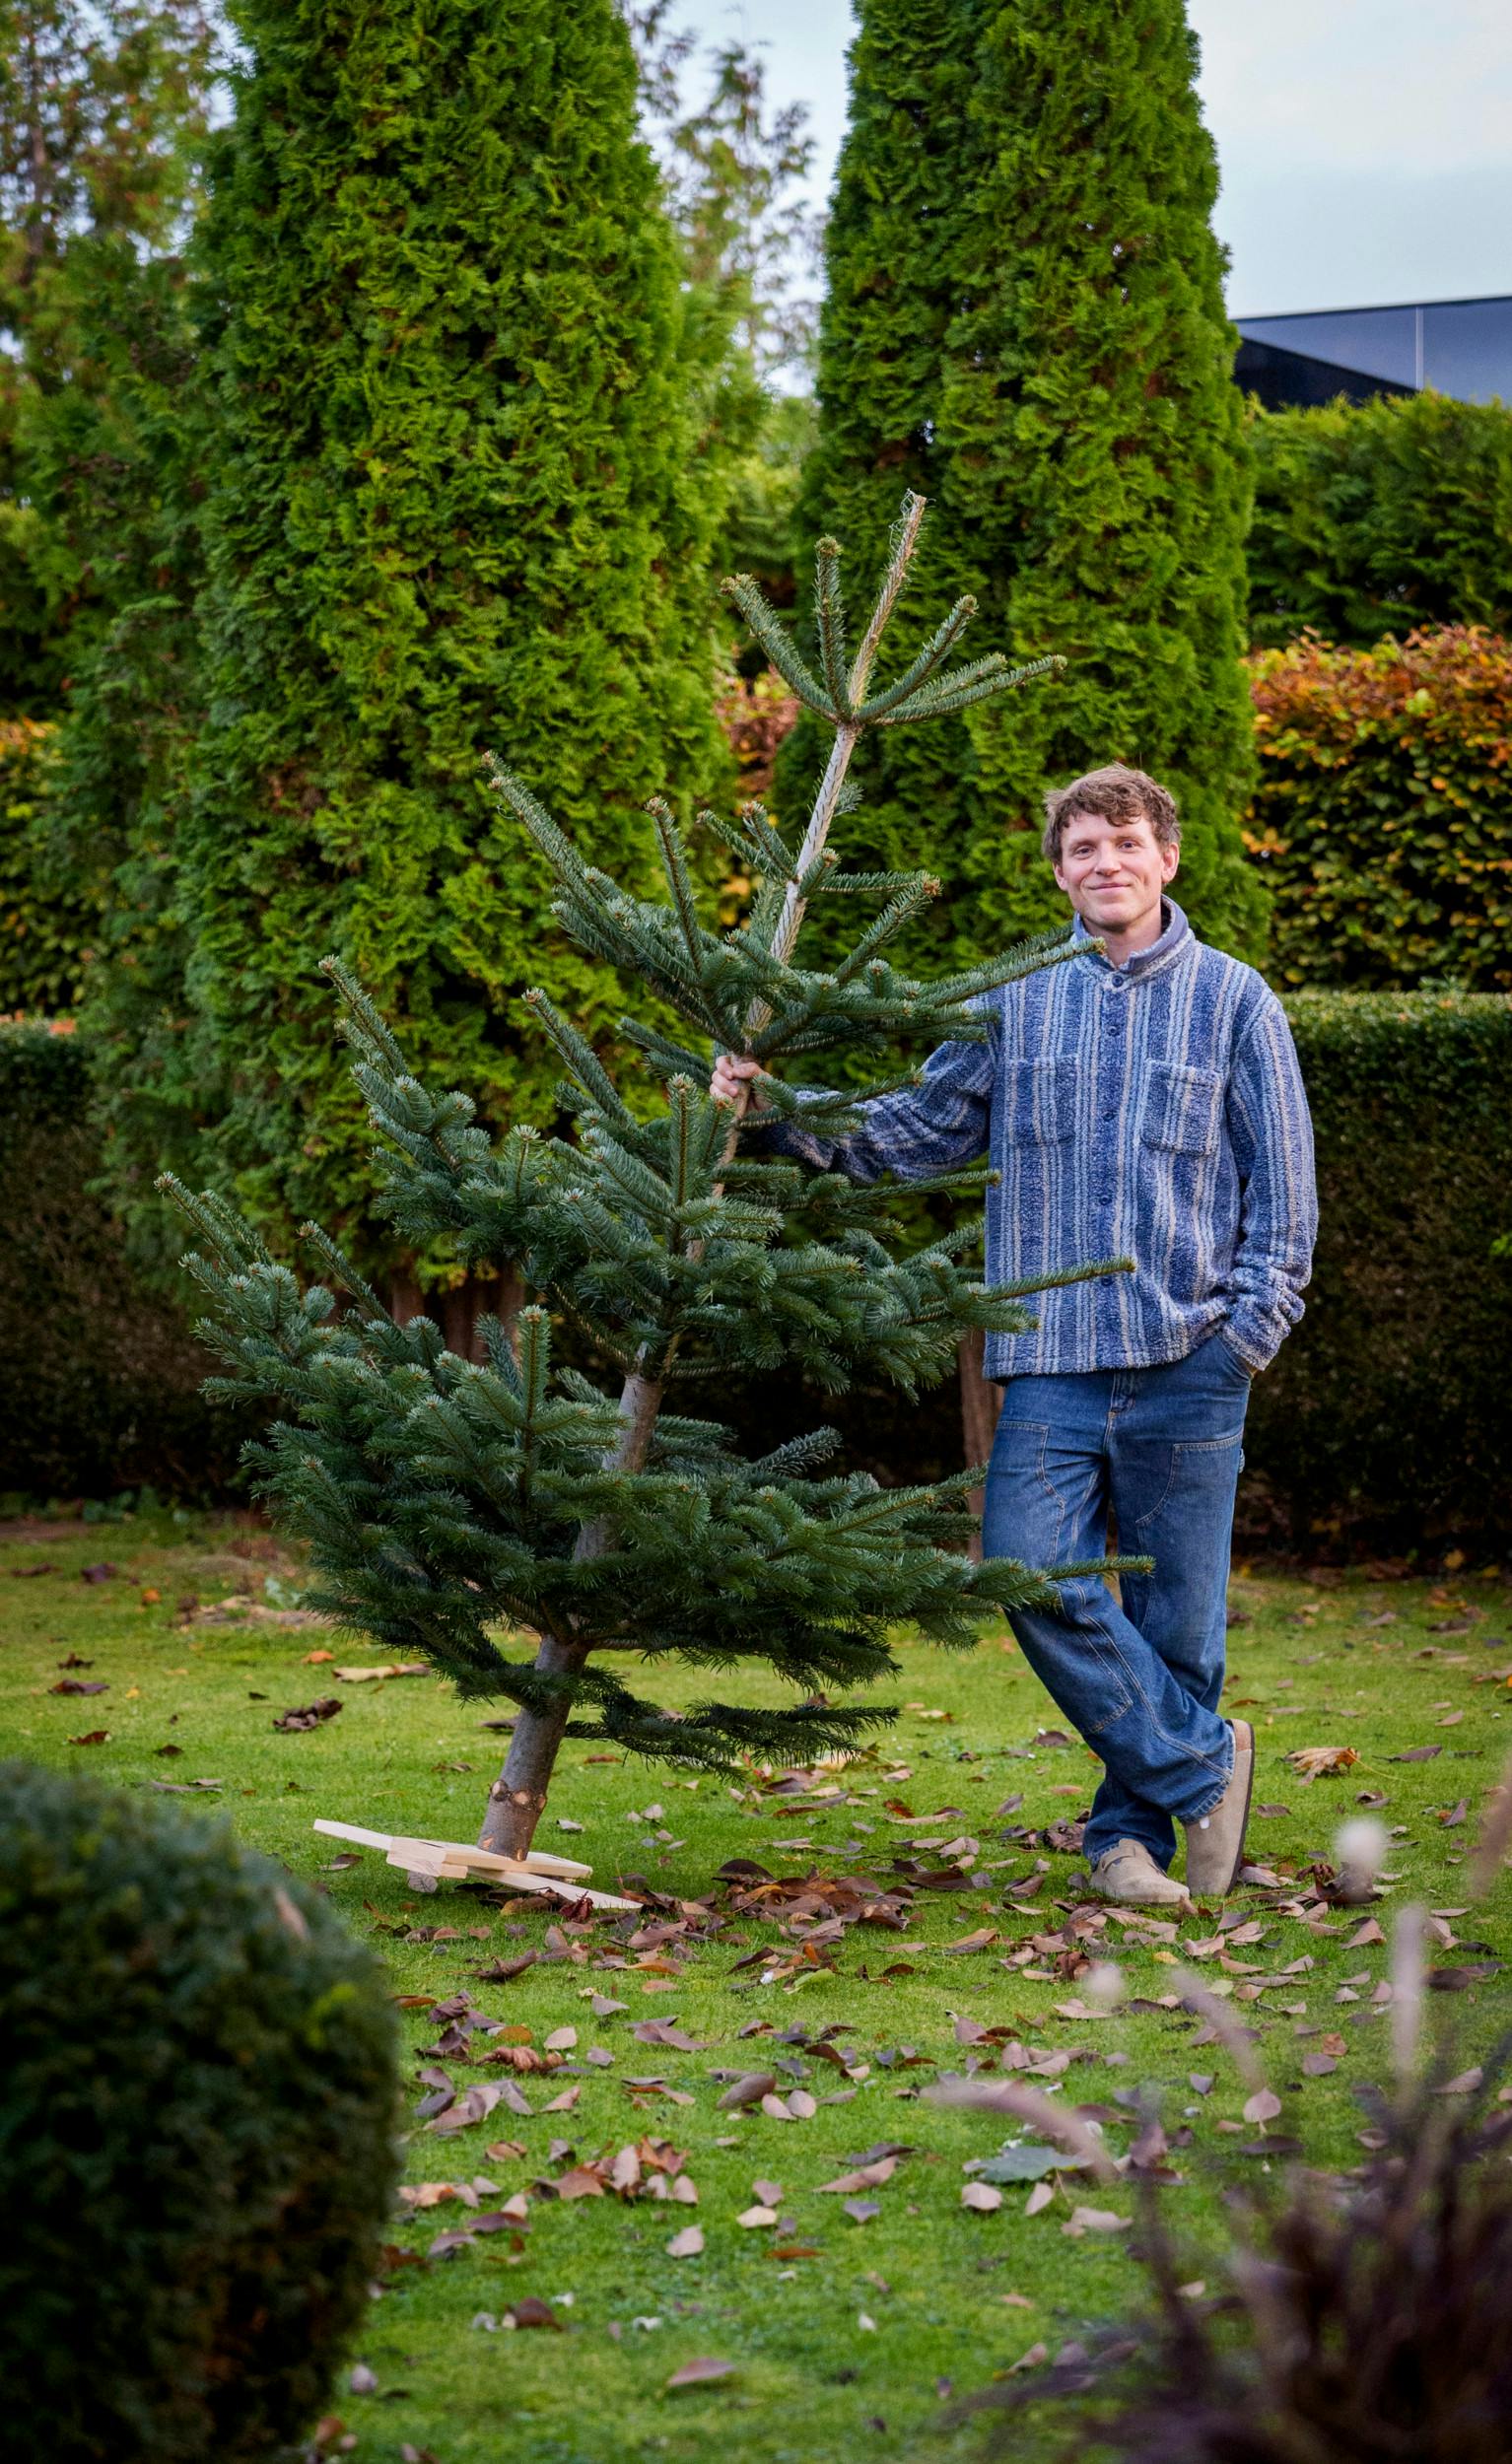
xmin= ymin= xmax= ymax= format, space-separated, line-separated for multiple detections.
xmin=1245 ymin=625 xmax=1512 ymax=992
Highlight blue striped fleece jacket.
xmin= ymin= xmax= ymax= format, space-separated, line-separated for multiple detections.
xmin=760 ymin=899 xmax=1317 ymax=1380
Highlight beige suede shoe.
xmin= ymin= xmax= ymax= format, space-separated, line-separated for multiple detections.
xmin=1084 ymin=1838 xmax=1193 ymax=1907
xmin=1184 ymin=1719 xmax=1255 ymax=1897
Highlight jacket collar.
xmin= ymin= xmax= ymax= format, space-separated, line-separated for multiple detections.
xmin=1071 ymin=896 xmax=1193 ymax=982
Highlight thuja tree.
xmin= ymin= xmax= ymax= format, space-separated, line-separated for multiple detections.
xmin=166 ymin=500 xmax=1122 ymax=1857
xmin=783 ymin=0 xmax=1265 ymax=972
xmin=104 ymin=0 xmax=732 ymax=1276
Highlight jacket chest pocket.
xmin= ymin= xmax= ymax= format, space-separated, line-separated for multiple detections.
xmin=1140 ymin=1061 xmax=1223 ymax=1155
xmin=1003 ymin=1058 xmax=1076 ymax=1144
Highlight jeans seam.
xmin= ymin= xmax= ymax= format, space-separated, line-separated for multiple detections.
xmin=997 ymin=1421 xmax=1063 ymax=1523
xmin=1099 ymin=1628 xmax=1232 ymax=1788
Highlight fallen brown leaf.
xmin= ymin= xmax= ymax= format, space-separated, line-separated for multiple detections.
xmin=718 ymin=2072 xmax=776 ymax=2111
xmin=665 ymin=2357 xmax=735 ymax=2390
xmin=1286 ymin=1745 xmax=1359 ymax=1779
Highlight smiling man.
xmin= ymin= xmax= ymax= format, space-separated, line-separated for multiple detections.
xmin=712 ymin=764 xmax=1317 ymax=1905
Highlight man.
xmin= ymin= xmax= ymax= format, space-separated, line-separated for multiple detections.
xmin=712 ymin=765 xmax=1316 ymax=1906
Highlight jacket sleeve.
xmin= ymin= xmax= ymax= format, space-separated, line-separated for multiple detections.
xmin=1222 ymin=994 xmax=1318 ymax=1372
xmin=756 ymin=1030 xmax=996 ymax=1185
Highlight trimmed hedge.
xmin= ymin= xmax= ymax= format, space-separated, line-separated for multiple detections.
xmin=0 ymin=1022 xmax=248 ymax=1498
xmin=1239 ymin=990 xmax=1512 ymax=1550
xmin=0 ymin=1762 xmax=401 ymax=2460
xmin=1246 ymin=626 xmax=1512 ymax=994
xmin=0 ymin=718 xmax=103 ymax=1017
xmin=4 ymin=999 xmax=1509 ymax=1547
xmin=1248 ymin=391 xmax=1512 ymax=651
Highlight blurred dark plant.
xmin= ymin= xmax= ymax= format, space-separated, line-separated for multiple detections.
xmin=949 ymin=1765 xmax=1512 ymax=2463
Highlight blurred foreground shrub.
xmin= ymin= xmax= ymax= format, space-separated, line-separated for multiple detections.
xmin=0 ymin=1761 xmax=401 ymax=2462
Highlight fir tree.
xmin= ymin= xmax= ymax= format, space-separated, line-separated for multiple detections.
xmin=783 ymin=0 xmax=1264 ymax=972
xmin=165 ymin=499 xmax=1127 ymax=1857
xmin=102 ymin=0 xmax=735 ymax=1279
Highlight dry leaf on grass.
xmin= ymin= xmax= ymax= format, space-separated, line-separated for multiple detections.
xmin=961 ymin=2182 xmax=1003 ymax=2213
xmin=510 ymin=2297 xmax=563 ymax=2331
xmin=817 ymin=2158 xmax=897 ymax=2194
xmin=665 ymin=2358 xmax=734 ymax=2390
xmin=736 ymin=2205 xmax=778 ymax=2228
xmin=273 ymin=1697 xmax=342 ymax=1732
xmin=553 ymin=2167 xmax=605 ymax=2202
xmin=1063 ymin=2206 xmax=1129 ymax=2237
xmin=718 ymin=2072 xmax=775 ymax=2111
xmin=666 ymin=2225 xmax=704 ymax=2258
xmin=1436 ymin=2068 xmax=1484 ymax=2096
xmin=1286 ymin=1745 xmax=1359 ymax=1779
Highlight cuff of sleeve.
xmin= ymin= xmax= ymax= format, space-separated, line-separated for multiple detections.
xmin=1221 ymin=1315 xmax=1274 ymax=1376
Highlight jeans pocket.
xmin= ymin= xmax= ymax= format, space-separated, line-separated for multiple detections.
xmin=1131 ymin=1430 xmax=1245 ymax=1540
xmin=1214 ymin=1328 xmax=1254 ymax=1381
xmin=983 ymin=1419 xmax=1065 ymax=1562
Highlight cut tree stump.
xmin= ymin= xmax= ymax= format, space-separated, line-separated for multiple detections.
xmin=312 ymin=1818 xmax=639 ymax=1911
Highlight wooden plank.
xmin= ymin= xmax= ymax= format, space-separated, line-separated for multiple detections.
xmin=316 ymin=1816 xmax=637 ymax=1911
xmin=314 ymin=1819 xmax=392 ymax=1852
xmin=313 ymin=1817 xmax=591 ymax=1882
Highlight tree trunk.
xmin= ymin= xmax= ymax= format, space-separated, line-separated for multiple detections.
xmin=959 ymin=1326 xmax=1000 ymax=1563
xmin=438 ymin=1267 xmax=523 ymax=1362
xmin=477 ymin=1363 xmax=664 ymax=1856
xmin=387 ymin=1267 xmax=522 ymax=1361
xmin=478 ymin=1628 xmax=588 ymax=1856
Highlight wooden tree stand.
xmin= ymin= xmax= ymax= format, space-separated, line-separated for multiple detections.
xmin=312 ymin=1818 xmax=638 ymax=1911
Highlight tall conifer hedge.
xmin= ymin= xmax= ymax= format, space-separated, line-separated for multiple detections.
xmin=97 ymin=0 xmax=730 ymax=1277
xmin=784 ymin=0 xmax=1264 ymax=971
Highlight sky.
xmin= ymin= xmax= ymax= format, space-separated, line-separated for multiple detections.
xmin=675 ymin=0 xmax=1512 ymax=317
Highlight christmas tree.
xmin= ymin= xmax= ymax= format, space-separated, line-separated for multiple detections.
xmin=164 ymin=498 xmax=1125 ymax=1858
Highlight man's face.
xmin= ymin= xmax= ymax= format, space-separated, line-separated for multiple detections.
xmin=1053 ymin=807 xmax=1180 ymax=930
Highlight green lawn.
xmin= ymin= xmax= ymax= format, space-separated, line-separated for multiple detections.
xmin=4 ymin=1509 xmax=1510 ymax=2464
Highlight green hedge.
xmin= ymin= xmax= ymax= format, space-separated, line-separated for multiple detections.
xmin=4 ymin=1000 xmax=1509 ymax=1548
xmin=0 ymin=719 xmax=103 ymax=1018
xmin=1246 ymin=626 xmax=1512 ymax=994
xmin=0 ymin=1023 xmax=248 ymax=1499
xmin=1239 ymin=990 xmax=1512 ymax=1550
xmin=1248 ymin=391 xmax=1512 ymax=651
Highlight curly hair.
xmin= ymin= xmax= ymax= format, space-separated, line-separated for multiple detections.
xmin=1041 ymin=764 xmax=1181 ymax=866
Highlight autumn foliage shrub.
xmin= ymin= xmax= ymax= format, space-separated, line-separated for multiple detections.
xmin=0 ymin=1762 xmax=401 ymax=2462
xmin=1245 ymin=625 xmax=1512 ymax=992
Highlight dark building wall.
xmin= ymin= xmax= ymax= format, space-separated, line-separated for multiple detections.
xmin=1235 ymin=295 xmax=1512 ymax=409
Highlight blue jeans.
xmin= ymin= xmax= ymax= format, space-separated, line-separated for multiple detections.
xmin=982 ymin=1332 xmax=1251 ymax=1871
